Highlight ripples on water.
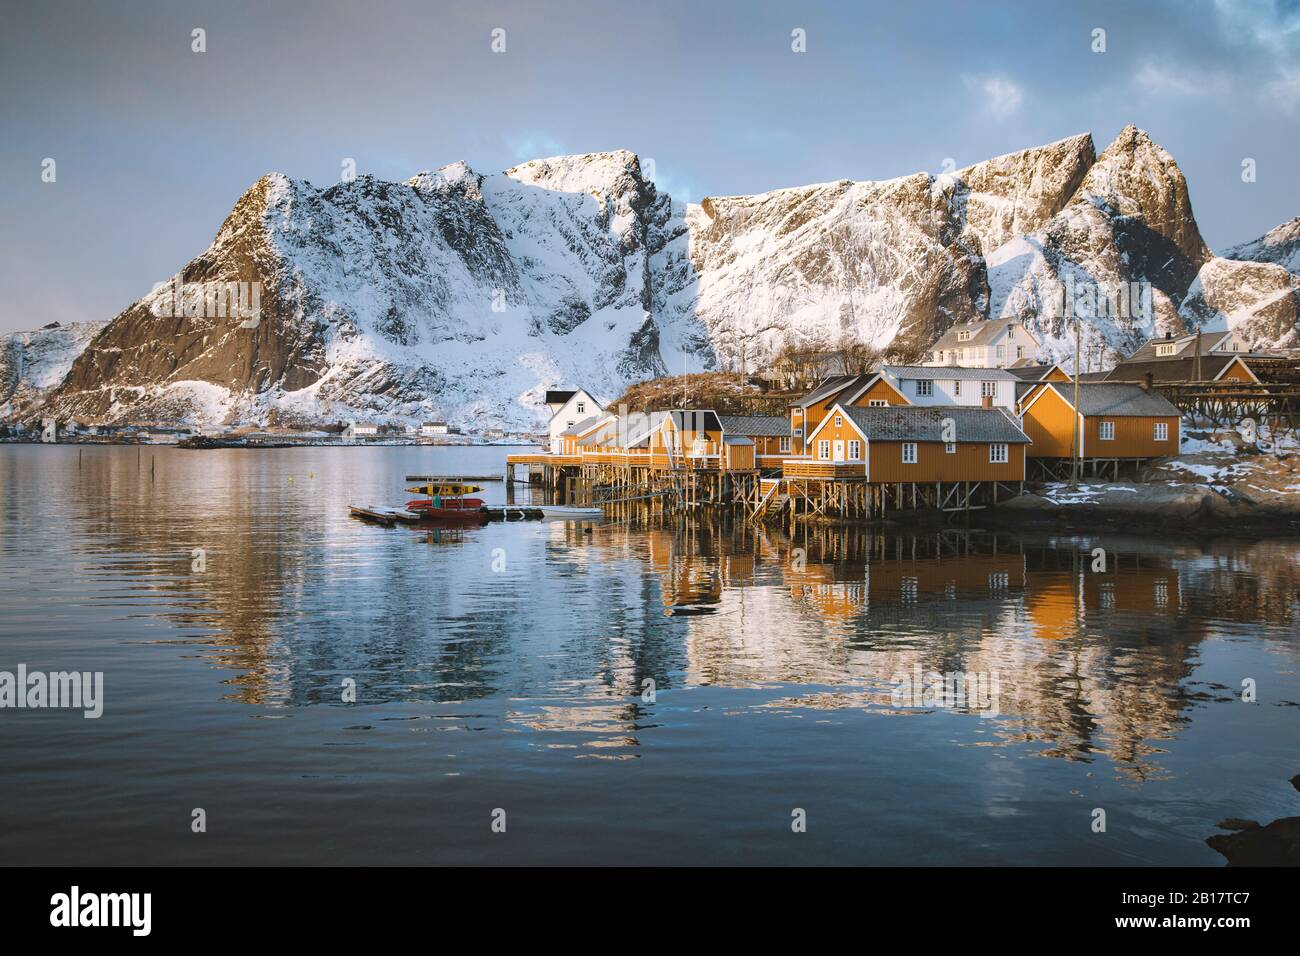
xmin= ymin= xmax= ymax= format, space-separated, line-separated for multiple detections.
xmin=0 ymin=444 xmax=1297 ymax=864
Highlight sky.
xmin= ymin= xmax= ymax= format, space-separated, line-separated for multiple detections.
xmin=2 ymin=0 xmax=1299 ymax=334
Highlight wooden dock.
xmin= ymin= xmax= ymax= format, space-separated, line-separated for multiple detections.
xmin=404 ymin=474 xmax=503 ymax=482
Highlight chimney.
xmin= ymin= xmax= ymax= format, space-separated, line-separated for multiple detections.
xmin=1142 ymin=371 xmax=1153 ymax=392
xmin=981 ymin=395 xmax=993 ymax=409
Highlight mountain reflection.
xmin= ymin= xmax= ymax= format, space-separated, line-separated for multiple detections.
xmin=26 ymin=446 xmax=1298 ymax=781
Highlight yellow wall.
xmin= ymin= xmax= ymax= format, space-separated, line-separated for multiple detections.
xmin=1022 ymin=387 xmax=1081 ymax=458
xmin=808 ymin=411 xmax=1026 ymax=482
xmin=1084 ymin=414 xmax=1180 ymax=457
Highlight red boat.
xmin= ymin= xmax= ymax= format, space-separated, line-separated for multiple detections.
xmin=405 ymin=498 xmax=484 ymax=512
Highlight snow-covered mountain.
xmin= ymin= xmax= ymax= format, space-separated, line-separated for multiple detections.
xmin=14 ymin=126 xmax=1300 ymax=429
xmin=0 ymin=321 xmax=107 ymax=420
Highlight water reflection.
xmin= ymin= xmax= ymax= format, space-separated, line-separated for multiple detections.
xmin=3 ymin=445 xmax=1297 ymax=786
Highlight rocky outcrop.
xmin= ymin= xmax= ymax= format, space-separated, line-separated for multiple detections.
xmin=0 ymin=320 xmax=106 ymax=419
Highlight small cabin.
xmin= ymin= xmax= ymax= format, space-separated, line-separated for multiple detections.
xmin=1019 ymin=382 xmax=1181 ymax=459
xmin=798 ymin=403 xmax=1029 ymax=483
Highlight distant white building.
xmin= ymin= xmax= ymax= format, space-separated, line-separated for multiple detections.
xmin=421 ymin=422 xmax=449 ymax=436
xmin=1126 ymin=329 xmax=1259 ymax=362
xmin=352 ymin=422 xmax=380 ymax=436
xmin=865 ymin=366 xmax=1020 ymax=411
xmin=546 ymin=388 xmax=603 ymax=454
xmin=924 ymin=317 xmax=1040 ymax=368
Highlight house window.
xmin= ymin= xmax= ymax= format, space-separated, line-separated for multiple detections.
xmin=848 ymin=440 xmax=861 ymax=460
xmin=902 ymin=442 xmax=917 ymax=464
xmin=1156 ymin=344 xmax=1176 ymax=356
xmin=981 ymin=381 xmax=996 ymax=398
xmin=1016 ymin=346 xmax=1024 ymax=358
xmin=945 ymin=442 xmax=956 ymax=454
xmin=576 ymin=402 xmax=585 ymax=414
xmin=989 ymin=442 xmax=1008 ymax=463
xmin=779 ymin=436 xmax=791 ymax=453
xmin=1154 ymin=422 xmax=1169 ymax=441
xmin=834 ymin=415 xmax=842 ymax=427
xmin=996 ymin=345 xmax=1005 ymax=360
xmin=1099 ymin=420 xmax=1115 ymax=441
xmin=952 ymin=380 xmax=961 ymax=396
xmin=915 ymin=380 xmax=933 ymax=397
xmin=869 ymin=399 xmax=888 ymax=407
xmin=818 ymin=440 xmax=830 ymax=460
xmin=793 ymin=426 xmax=803 ymax=437
xmin=958 ymin=330 xmax=973 ymax=341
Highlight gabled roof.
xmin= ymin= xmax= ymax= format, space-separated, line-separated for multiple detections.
xmin=793 ymin=374 xmax=873 ymax=408
xmin=1125 ymin=331 xmax=1236 ymax=363
xmin=836 ymin=404 xmax=1030 ymax=443
xmin=929 ymin=317 xmax=1035 ymax=352
xmin=881 ymin=365 xmax=1019 ymax=381
xmin=1040 ymin=382 xmax=1180 ymax=417
xmin=1005 ymin=363 xmax=1062 ymax=381
xmin=1105 ymin=355 xmax=1255 ymax=384
xmin=718 ymin=414 xmax=789 ymax=437
xmin=723 ymin=435 xmax=754 ymax=446
xmin=545 ymin=389 xmax=577 ymax=406
xmin=668 ymin=409 xmax=722 ymax=432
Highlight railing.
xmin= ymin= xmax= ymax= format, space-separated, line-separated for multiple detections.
xmin=782 ymin=458 xmax=867 ymax=478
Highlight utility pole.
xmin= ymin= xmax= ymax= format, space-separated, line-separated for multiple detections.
xmin=1070 ymin=317 xmax=1081 ymax=487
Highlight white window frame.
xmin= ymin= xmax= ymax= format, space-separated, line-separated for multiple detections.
xmin=848 ymin=439 xmax=861 ymax=461
xmin=901 ymin=442 xmax=917 ymax=464
xmin=945 ymin=442 xmax=956 ymax=454
xmin=989 ymin=442 xmax=1008 ymax=464
xmin=915 ymin=380 xmax=933 ymax=397
xmin=576 ymin=402 xmax=585 ymax=414
xmin=1099 ymin=420 xmax=1115 ymax=441
xmin=834 ymin=415 xmax=842 ymax=427
xmin=995 ymin=345 xmax=1005 ymax=360
xmin=981 ymin=381 xmax=997 ymax=398
xmin=958 ymin=330 xmax=973 ymax=341
xmin=1153 ymin=422 xmax=1169 ymax=441
xmin=818 ymin=440 xmax=830 ymax=460
xmin=868 ymin=399 xmax=888 ymax=407
xmin=952 ymin=380 xmax=961 ymax=396
xmin=778 ymin=436 xmax=791 ymax=453
xmin=1156 ymin=344 xmax=1176 ymax=356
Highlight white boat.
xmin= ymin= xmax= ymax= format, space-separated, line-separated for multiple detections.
xmin=539 ymin=505 xmax=604 ymax=519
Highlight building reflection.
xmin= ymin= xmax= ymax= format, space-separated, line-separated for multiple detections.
xmin=52 ymin=446 xmax=1298 ymax=781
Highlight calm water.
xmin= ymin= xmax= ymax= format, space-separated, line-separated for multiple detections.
xmin=0 ymin=443 xmax=1297 ymax=865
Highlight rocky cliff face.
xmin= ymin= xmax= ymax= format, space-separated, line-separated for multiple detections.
xmin=17 ymin=127 xmax=1300 ymax=428
xmin=1186 ymin=216 xmax=1300 ymax=349
xmin=0 ymin=321 xmax=107 ymax=420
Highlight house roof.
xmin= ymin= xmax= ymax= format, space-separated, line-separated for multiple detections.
xmin=1042 ymin=382 xmax=1181 ymax=417
xmin=793 ymin=374 xmax=873 ymax=408
xmin=545 ymin=389 xmax=577 ymax=406
xmin=1005 ymin=363 xmax=1060 ymax=381
xmin=668 ymin=409 xmax=722 ymax=432
xmin=881 ymin=365 xmax=1019 ymax=381
xmin=1125 ymin=331 xmax=1233 ymax=363
xmin=929 ymin=317 xmax=1030 ymax=351
xmin=718 ymin=414 xmax=790 ymax=437
xmin=723 ymin=435 xmax=754 ymax=446
xmin=1106 ymin=355 xmax=1252 ymax=383
xmin=838 ymin=405 xmax=1030 ymax=443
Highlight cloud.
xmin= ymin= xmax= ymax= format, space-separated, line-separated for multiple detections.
xmin=963 ymin=74 xmax=1024 ymax=120
xmin=1133 ymin=62 xmax=1202 ymax=97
